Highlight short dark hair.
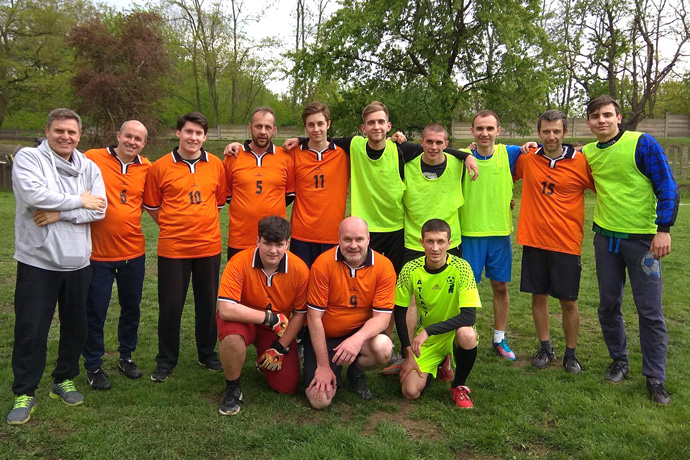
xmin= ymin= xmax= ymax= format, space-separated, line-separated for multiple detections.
xmin=472 ymin=110 xmax=500 ymax=127
xmin=46 ymin=108 xmax=82 ymax=131
xmin=421 ymin=219 xmax=451 ymax=240
xmin=258 ymin=215 xmax=291 ymax=243
xmin=250 ymin=107 xmax=276 ymax=125
xmin=586 ymin=95 xmax=621 ymax=118
xmin=537 ymin=110 xmax=568 ymax=132
xmin=177 ymin=112 xmax=208 ymax=134
xmin=421 ymin=123 xmax=447 ymax=139
xmin=302 ymin=101 xmax=330 ymax=124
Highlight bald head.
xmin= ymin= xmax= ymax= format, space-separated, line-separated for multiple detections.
xmin=119 ymin=120 xmax=148 ymax=140
xmin=115 ymin=120 xmax=148 ymax=162
xmin=338 ymin=217 xmax=370 ymax=267
xmin=339 ymin=216 xmax=368 ymax=235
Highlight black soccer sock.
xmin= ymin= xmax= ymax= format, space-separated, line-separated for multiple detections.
xmin=226 ymin=377 xmax=240 ymax=390
xmin=540 ymin=339 xmax=553 ymax=352
xmin=564 ymin=347 xmax=577 ymax=359
xmin=347 ymin=359 xmax=365 ymax=376
xmin=452 ymin=345 xmax=477 ymax=387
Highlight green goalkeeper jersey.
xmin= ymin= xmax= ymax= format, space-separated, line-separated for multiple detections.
xmin=396 ymin=255 xmax=481 ymax=341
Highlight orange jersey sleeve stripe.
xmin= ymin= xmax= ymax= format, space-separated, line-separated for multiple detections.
xmin=514 ymin=148 xmax=595 ymax=255
xmin=224 ymin=144 xmax=295 ymax=249
xmin=86 ymin=147 xmax=151 ymax=261
xmin=307 ymin=247 xmax=396 ymax=338
xmin=143 ymin=149 xmax=226 ymax=258
xmin=290 ymin=142 xmax=350 ymax=244
xmin=218 ymin=248 xmax=309 ymax=316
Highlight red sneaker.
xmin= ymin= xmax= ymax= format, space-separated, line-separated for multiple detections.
xmin=381 ymin=354 xmax=405 ymax=375
xmin=437 ymin=354 xmax=454 ymax=382
xmin=450 ymin=385 xmax=473 ymax=409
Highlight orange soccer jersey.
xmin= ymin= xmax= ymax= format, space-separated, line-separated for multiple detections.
xmin=514 ymin=146 xmax=595 ymax=255
xmin=307 ymin=247 xmax=396 ymax=338
xmin=224 ymin=142 xmax=295 ymax=249
xmin=218 ymin=248 xmax=309 ymax=317
xmin=290 ymin=140 xmax=350 ymax=244
xmin=85 ymin=147 xmax=151 ymax=261
xmin=143 ymin=148 xmax=227 ymax=259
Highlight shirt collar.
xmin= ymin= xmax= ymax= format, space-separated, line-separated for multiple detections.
xmin=335 ymin=246 xmax=374 ymax=268
xmin=251 ymin=247 xmax=288 ymax=273
xmin=243 ymin=140 xmax=275 ymax=155
xmin=299 ymin=138 xmax=336 ymax=153
xmin=107 ymin=145 xmax=143 ymax=164
xmin=172 ymin=146 xmax=209 ymax=162
xmin=596 ymin=130 xmax=625 ymax=149
xmin=535 ymin=143 xmax=575 ymax=160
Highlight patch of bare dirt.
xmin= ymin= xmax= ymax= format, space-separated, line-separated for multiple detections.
xmin=361 ymin=401 xmax=440 ymax=441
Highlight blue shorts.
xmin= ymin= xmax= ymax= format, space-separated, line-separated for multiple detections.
xmin=462 ymin=236 xmax=512 ymax=284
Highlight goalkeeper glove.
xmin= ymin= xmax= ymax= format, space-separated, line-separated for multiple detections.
xmin=257 ymin=340 xmax=289 ymax=371
xmin=263 ymin=311 xmax=289 ymax=337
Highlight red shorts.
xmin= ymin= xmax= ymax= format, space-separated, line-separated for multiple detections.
xmin=217 ymin=312 xmax=300 ymax=394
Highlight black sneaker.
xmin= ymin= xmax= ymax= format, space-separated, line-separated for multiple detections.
xmin=563 ymin=355 xmax=583 ymax=374
xmin=531 ymin=348 xmax=555 ymax=369
xmin=646 ymin=379 xmax=671 ymax=405
xmin=604 ymin=360 xmax=629 ymax=384
xmin=151 ymin=367 xmax=171 ymax=383
xmin=219 ymin=386 xmax=243 ymax=416
xmin=119 ymin=358 xmax=143 ymax=380
xmin=198 ymin=357 xmax=223 ymax=372
xmin=86 ymin=368 xmax=111 ymax=390
xmin=347 ymin=366 xmax=373 ymax=400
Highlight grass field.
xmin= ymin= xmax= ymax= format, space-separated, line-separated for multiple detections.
xmin=0 ymin=146 xmax=689 ymax=459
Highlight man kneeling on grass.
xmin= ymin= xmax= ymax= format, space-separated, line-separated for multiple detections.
xmin=394 ymin=219 xmax=481 ymax=408
xmin=216 ymin=216 xmax=310 ymax=415
xmin=304 ymin=217 xmax=396 ymax=409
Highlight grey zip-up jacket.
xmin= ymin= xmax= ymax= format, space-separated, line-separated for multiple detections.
xmin=13 ymin=140 xmax=107 ymax=271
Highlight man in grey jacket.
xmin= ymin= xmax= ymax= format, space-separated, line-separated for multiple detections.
xmin=7 ymin=108 xmax=107 ymax=425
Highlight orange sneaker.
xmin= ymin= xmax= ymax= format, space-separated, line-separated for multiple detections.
xmin=437 ymin=354 xmax=454 ymax=382
xmin=450 ymin=385 xmax=473 ymax=409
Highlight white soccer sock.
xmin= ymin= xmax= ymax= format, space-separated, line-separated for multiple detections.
xmin=493 ymin=330 xmax=505 ymax=344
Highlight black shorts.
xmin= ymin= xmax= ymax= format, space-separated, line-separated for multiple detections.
xmin=369 ymin=229 xmax=404 ymax=273
xmin=290 ymin=238 xmax=336 ymax=268
xmin=302 ymin=329 xmax=357 ymax=389
xmin=402 ymin=245 xmax=462 ymax=266
xmin=520 ymin=246 xmax=581 ymax=301
xmin=227 ymin=246 xmax=243 ymax=262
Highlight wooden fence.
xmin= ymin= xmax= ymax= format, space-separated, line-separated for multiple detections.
xmin=668 ymin=146 xmax=689 ymax=180
xmin=4 ymin=113 xmax=689 ymax=141
xmin=451 ymin=113 xmax=690 ymax=139
xmin=207 ymin=125 xmax=305 ymax=140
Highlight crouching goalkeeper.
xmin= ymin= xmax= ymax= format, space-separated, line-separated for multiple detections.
xmin=216 ymin=216 xmax=310 ymax=415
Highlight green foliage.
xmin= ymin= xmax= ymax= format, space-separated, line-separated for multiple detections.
xmin=68 ymin=11 xmax=170 ymax=145
xmin=292 ymin=0 xmax=550 ymax=132
xmin=0 ymin=0 xmax=96 ymax=128
xmin=652 ymin=75 xmax=690 ymax=117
